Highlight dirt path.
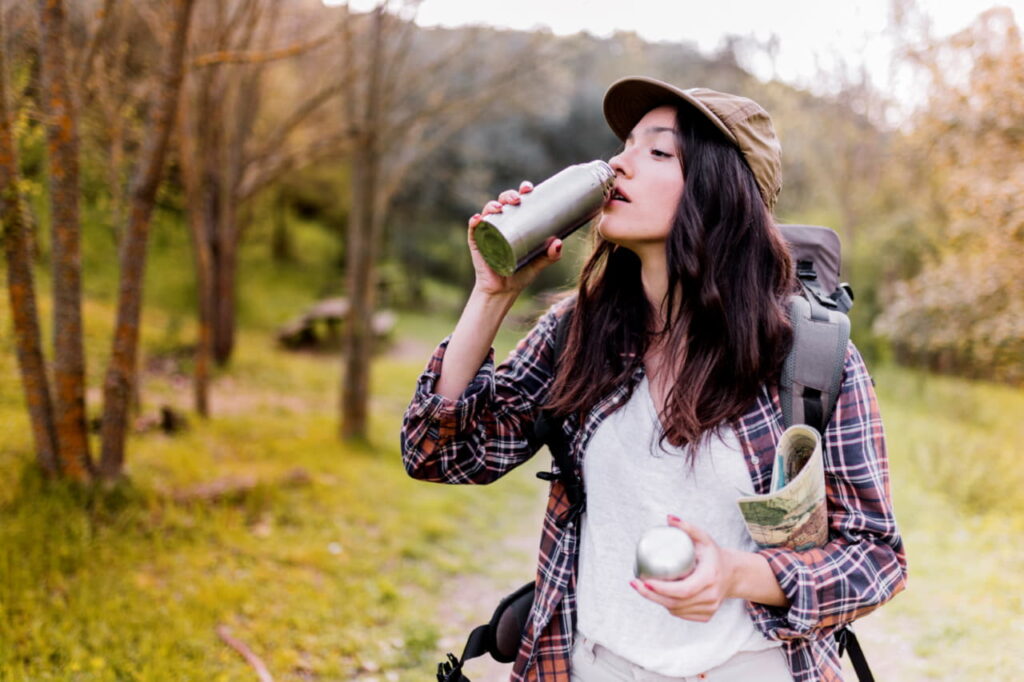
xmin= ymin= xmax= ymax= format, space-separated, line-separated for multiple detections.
xmin=432 ymin=474 xmax=548 ymax=682
xmin=425 ymin=468 xmax=924 ymax=682
xmin=385 ymin=338 xmax=926 ymax=681
xmin=431 ymin=493 xmax=922 ymax=682
xmin=840 ymin=606 xmax=928 ymax=680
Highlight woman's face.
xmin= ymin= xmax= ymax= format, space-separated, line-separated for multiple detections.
xmin=598 ymin=106 xmax=684 ymax=250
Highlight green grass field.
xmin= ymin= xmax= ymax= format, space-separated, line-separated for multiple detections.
xmin=852 ymin=365 xmax=1024 ymax=680
xmin=0 ymin=299 xmax=539 ymax=681
xmin=2 ymin=251 xmax=1023 ymax=680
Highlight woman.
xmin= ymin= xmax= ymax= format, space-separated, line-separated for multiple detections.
xmin=401 ymin=76 xmax=906 ymax=682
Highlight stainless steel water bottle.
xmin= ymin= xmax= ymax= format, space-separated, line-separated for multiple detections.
xmin=474 ymin=160 xmax=616 ymax=276
xmin=634 ymin=525 xmax=696 ymax=581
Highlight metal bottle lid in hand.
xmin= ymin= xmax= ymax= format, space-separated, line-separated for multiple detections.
xmin=634 ymin=525 xmax=696 ymax=581
xmin=474 ymin=160 xmax=615 ymax=276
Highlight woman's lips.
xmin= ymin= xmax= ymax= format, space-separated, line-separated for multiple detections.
xmin=610 ymin=186 xmax=631 ymax=203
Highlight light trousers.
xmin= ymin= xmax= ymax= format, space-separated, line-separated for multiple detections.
xmin=569 ymin=634 xmax=794 ymax=682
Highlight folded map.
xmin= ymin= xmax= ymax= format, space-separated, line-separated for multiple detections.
xmin=736 ymin=424 xmax=827 ymax=551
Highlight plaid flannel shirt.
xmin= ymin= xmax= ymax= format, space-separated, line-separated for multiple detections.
xmin=401 ymin=299 xmax=907 ymax=682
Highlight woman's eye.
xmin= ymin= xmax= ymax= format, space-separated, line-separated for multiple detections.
xmin=651 ymin=148 xmax=671 ymax=158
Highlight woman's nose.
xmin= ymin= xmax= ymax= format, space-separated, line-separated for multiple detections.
xmin=609 ymin=150 xmax=630 ymax=177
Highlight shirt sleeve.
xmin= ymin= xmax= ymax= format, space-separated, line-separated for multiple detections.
xmin=400 ymin=297 xmax=571 ymax=485
xmin=750 ymin=342 xmax=908 ymax=640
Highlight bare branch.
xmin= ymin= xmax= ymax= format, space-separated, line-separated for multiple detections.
xmin=239 ymin=129 xmax=357 ymax=201
xmin=387 ymin=28 xmax=481 ymax=103
xmin=216 ymin=626 xmax=274 ymax=682
xmin=383 ymin=54 xmax=546 ymax=142
xmin=134 ymin=1 xmax=171 ymax=52
xmin=244 ymin=64 xmax=359 ymax=172
xmin=225 ymin=0 xmax=260 ymax=43
xmin=76 ymin=0 xmax=119 ymax=85
xmin=191 ymin=26 xmax=338 ymax=68
xmin=377 ymin=6 xmax=420 ymax=104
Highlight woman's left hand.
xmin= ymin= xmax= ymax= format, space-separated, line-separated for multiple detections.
xmin=630 ymin=516 xmax=738 ymax=622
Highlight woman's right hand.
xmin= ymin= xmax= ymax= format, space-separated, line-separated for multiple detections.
xmin=468 ymin=180 xmax=564 ymax=297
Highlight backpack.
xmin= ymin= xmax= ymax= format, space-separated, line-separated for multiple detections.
xmin=437 ymin=225 xmax=873 ymax=682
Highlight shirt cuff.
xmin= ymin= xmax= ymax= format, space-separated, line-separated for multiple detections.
xmin=751 ymin=546 xmax=827 ymax=640
xmin=409 ymin=336 xmax=496 ymax=433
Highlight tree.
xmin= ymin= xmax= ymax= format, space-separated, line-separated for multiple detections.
xmin=38 ymin=0 xmax=92 ymax=480
xmin=1 ymin=4 xmax=58 ymax=475
xmin=875 ymin=7 xmax=1024 ymax=382
xmin=3 ymin=0 xmax=197 ymax=482
xmin=337 ymin=3 xmax=553 ymax=440
xmin=98 ymin=0 xmax=196 ymax=479
xmin=177 ymin=0 xmax=356 ymax=383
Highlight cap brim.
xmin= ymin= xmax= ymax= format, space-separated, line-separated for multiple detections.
xmin=603 ymin=77 xmax=736 ymax=146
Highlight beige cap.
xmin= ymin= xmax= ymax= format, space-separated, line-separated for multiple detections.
xmin=603 ymin=76 xmax=782 ymax=211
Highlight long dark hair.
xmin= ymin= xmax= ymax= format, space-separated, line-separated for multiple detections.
xmin=545 ymin=105 xmax=794 ymax=454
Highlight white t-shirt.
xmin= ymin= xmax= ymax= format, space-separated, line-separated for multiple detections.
xmin=575 ymin=376 xmax=780 ymax=677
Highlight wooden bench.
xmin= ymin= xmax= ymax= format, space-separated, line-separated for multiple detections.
xmin=276 ymin=297 xmax=396 ymax=350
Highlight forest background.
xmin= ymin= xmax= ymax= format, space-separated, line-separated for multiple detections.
xmin=1 ymin=0 xmax=1022 ymax=680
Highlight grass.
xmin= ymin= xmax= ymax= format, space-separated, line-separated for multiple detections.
xmin=0 ymin=284 xmax=542 ymax=680
xmin=875 ymin=364 xmax=1024 ymax=516
xmin=842 ymin=362 xmax=1024 ymax=680
xmin=3 ymin=216 xmax=1024 ymax=679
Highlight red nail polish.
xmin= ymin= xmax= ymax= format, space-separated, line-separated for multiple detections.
xmin=667 ymin=515 xmax=681 ymax=524
xmin=643 ymin=581 xmax=654 ymax=591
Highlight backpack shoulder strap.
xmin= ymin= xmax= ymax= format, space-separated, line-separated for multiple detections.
xmin=532 ymin=306 xmax=584 ymax=527
xmin=780 ymin=290 xmax=874 ymax=682
xmin=780 ymin=286 xmax=851 ymax=434
xmin=532 ymin=305 xmax=574 ymax=455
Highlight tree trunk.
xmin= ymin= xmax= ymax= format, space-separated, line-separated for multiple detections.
xmin=209 ymin=54 xmax=258 ymax=367
xmin=340 ymin=8 xmax=384 ymax=442
xmin=1 ymin=13 xmax=59 ymax=475
xmin=192 ymin=243 xmax=215 ymax=416
xmin=99 ymin=0 xmax=195 ymax=479
xmin=211 ymin=214 xmax=238 ymax=366
xmin=38 ymin=0 xmax=92 ymax=480
xmin=271 ymin=188 xmax=293 ymax=262
xmin=178 ymin=82 xmax=213 ymax=417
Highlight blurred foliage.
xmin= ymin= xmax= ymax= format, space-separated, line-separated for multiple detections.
xmin=2 ymin=0 xmax=1020 ymax=380
xmin=874 ymin=8 xmax=1024 ymax=383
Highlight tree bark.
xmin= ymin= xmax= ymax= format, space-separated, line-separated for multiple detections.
xmin=340 ymin=7 xmax=384 ymax=442
xmin=271 ymin=188 xmax=293 ymax=263
xmin=335 ymin=6 xmax=535 ymax=441
xmin=38 ymin=0 xmax=92 ymax=480
xmin=210 ymin=36 xmax=262 ymax=366
xmin=211 ymin=213 xmax=238 ymax=366
xmin=178 ymin=79 xmax=213 ymax=417
xmin=99 ymin=0 xmax=196 ymax=479
xmin=1 ymin=13 xmax=59 ymax=475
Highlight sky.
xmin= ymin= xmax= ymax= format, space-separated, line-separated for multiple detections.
xmin=326 ymin=0 xmax=1022 ymax=120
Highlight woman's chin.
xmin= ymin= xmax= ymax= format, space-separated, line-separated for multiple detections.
xmin=596 ymin=218 xmax=625 ymax=244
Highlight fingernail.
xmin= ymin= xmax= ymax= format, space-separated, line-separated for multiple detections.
xmin=555 ymin=243 xmax=563 ymax=254
xmin=667 ymin=515 xmax=681 ymax=524
xmin=629 ymin=580 xmax=640 ymax=590
xmin=643 ymin=581 xmax=654 ymax=591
